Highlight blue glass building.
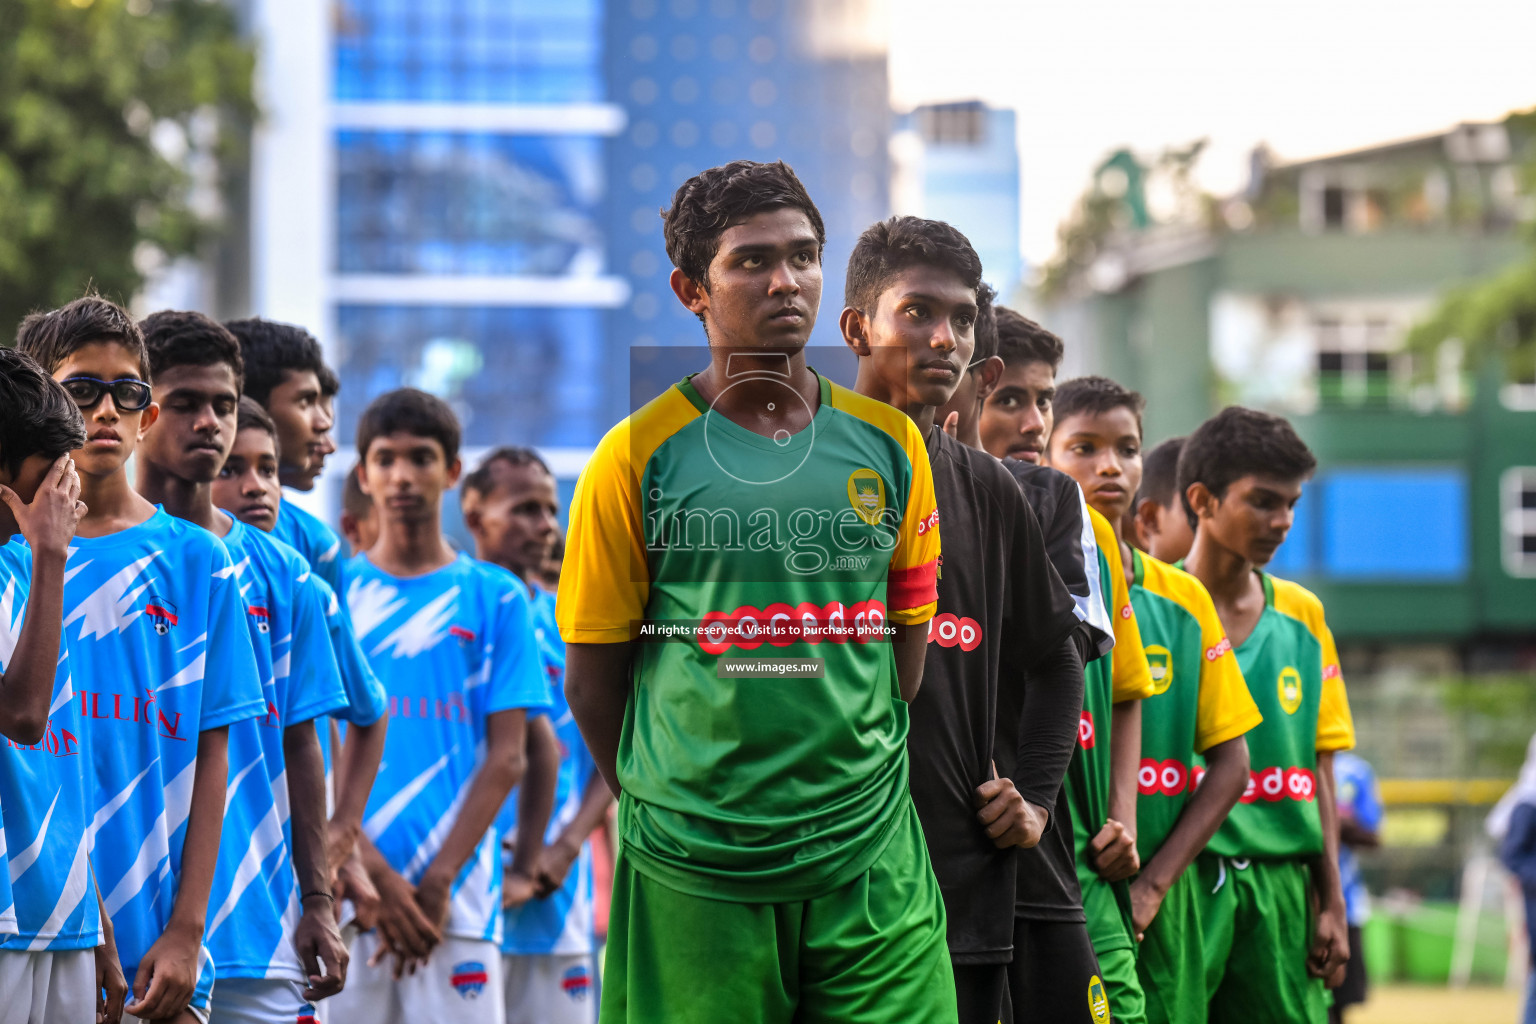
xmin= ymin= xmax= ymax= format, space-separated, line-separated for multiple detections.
xmin=893 ymin=101 xmax=1022 ymax=297
xmin=325 ymin=0 xmax=892 ymax=448
xmin=604 ymin=0 xmax=892 ymax=380
xmin=330 ymin=0 xmax=622 ymax=450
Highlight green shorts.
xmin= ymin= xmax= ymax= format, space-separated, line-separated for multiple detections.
xmin=1195 ymin=855 xmax=1328 ymax=1024
xmin=599 ymin=799 xmax=956 ymax=1024
xmin=1135 ymin=868 xmax=1206 ymax=1024
xmin=1096 ymin=946 xmax=1146 ymax=1024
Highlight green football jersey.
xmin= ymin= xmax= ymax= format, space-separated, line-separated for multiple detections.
xmin=1069 ymin=509 xmax=1156 ymax=955
xmin=1130 ymin=551 xmax=1261 ymax=861
xmin=1205 ymin=573 xmax=1355 ymax=860
xmin=558 ymin=373 xmax=942 ymax=902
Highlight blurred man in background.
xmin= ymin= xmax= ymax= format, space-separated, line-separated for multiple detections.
xmin=1491 ymin=737 xmax=1536 ymax=1024
xmin=463 ymin=447 xmax=610 ymax=1024
xmin=1331 ymin=750 xmax=1383 ymax=1024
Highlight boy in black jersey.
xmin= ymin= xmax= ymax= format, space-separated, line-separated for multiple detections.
xmin=843 ymin=216 xmax=1086 ymax=1024
xmin=951 ymin=305 xmax=1122 ymax=1024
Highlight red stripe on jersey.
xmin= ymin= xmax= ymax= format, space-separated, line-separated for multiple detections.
xmin=887 ymin=559 xmax=938 ymax=612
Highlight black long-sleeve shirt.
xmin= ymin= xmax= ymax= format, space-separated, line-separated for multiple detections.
xmin=1005 ymin=461 xmax=1102 ymax=922
xmin=906 ymin=429 xmax=1082 ymax=963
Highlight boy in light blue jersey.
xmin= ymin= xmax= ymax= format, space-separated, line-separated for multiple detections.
xmin=0 ymin=346 xmax=128 ymax=1023
xmin=272 ymin=503 xmax=344 ymax=598
xmin=18 ymin=297 xmax=268 ymax=1024
xmin=135 ymin=313 xmax=353 ymax=1024
xmin=329 ymin=390 xmax=548 ymax=1024
xmin=224 ymin=319 xmax=389 ymax=923
xmin=213 ymin=405 xmax=389 ymax=946
xmin=215 ymin=405 xmax=393 ymax=945
xmin=223 ymin=320 xmax=345 ymax=598
xmin=462 ymin=449 xmax=612 ymax=1024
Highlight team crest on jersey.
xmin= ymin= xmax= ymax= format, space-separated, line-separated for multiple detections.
xmin=562 ymin=963 xmax=592 ymax=1001
xmin=145 ymin=595 xmax=178 ymax=635
xmin=1278 ymin=666 xmax=1303 ymax=714
xmin=846 ymin=468 xmax=886 ymax=525
xmin=1088 ymin=974 xmax=1110 ymax=1022
xmin=450 ymin=961 xmax=488 ymax=999
xmin=247 ymin=605 xmax=271 ymax=633
xmin=1145 ymin=645 xmax=1173 ymax=695
xmin=295 ymin=1005 xmax=318 ymax=1024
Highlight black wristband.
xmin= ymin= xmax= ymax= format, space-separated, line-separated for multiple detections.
xmin=300 ymin=890 xmax=335 ymax=904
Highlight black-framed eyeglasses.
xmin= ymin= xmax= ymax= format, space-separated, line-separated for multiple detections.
xmin=60 ymin=376 xmax=153 ymax=412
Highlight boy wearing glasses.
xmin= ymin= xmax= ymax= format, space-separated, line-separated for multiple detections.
xmin=17 ymin=297 xmax=266 ymax=1024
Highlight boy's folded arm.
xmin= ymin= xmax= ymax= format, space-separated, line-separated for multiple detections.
xmin=0 ymin=543 xmax=68 ymax=745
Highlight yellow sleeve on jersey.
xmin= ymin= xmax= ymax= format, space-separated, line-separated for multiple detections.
xmin=1143 ymin=556 xmax=1263 ymax=752
xmin=556 ymin=388 xmax=699 ymax=644
xmin=1272 ymin=577 xmax=1356 ymax=752
xmin=886 ymin=413 xmax=940 ymax=625
xmin=1315 ymin=622 xmax=1355 ymax=751
xmin=1088 ymin=507 xmax=1155 ymax=702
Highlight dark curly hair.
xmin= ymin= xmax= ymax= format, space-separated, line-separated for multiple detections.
xmin=971 ymin=282 xmax=999 ymax=365
xmin=16 ymin=295 xmax=151 ymax=381
xmin=844 ymin=215 xmax=983 ymax=316
xmin=1053 ymin=375 xmax=1145 ymax=437
xmin=1177 ymin=406 xmax=1316 ymax=528
xmin=0 ymin=348 xmax=87 ymax=478
xmin=462 ymin=446 xmax=551 ymax=501
xmin=1137 ymin=436 xmax=1186 ymax=509
xmin=661 ymin=160 xmax=825 ymax=291
xmin=140 ymin=310 xmax=244 ymax=388
xmin=356 ymin=388 xmax=460 ymax=465
xmin=223 ymin=317 xmax=327 ymax=406
xmin=236 ymin=396 xmax=277 ymax=438
xmin=994 ymin=307 xmax=1064 ymax=372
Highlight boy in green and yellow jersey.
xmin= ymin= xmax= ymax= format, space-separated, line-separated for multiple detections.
xmin=1177 ymin=406 xmax=1355 ymax=1024
xmin=1051 ymin=378 xmax=1262 ymax=1024
xmin=1064 ymin=506 xmax=1159 ymax=1024
xmin=559 ymin=161 xmax=954 ymax=1024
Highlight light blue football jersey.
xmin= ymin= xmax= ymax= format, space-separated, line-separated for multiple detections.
xmin=62 ymin=509 xmax=265 ymax=1008
xmin=501 ymin=588 xmax=597 ymax=957
xmin=206 ymin=520 xmax=349 ymax=980
xmin=346 ymin=553 xmax=549 ymax=944
xmin=0 ymin=797 xmax=13 ymax=937
xmin=264 ymin=498 xmax=385 ymax=747
xmin=0 ymin=542 xmax=102 ymax=951
xmin=273 ymin=498 xmax=344 ymax=597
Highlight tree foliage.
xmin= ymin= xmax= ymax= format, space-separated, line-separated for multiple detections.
xmin=1037 ymin=139 xmax=1213 ymax=303
xmin=1406 ymin=108 xmax=1536 ymax=384
xmin=0 ymin=0 xmax=255 ymax=339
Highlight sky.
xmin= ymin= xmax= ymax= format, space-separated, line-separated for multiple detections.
xmin=887 ymin=0 xmax=1536 ymax=266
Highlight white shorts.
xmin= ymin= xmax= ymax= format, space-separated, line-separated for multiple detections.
xmin=205 ymin=977 xmax=312 ymax=1024
xmin=323 ymin=931 xmax=503 ymax=1024
xmin=0 ymin=948 xmax=95 ymax=1024
xmin=502 ymin=953 xmax=596 ymax=1024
